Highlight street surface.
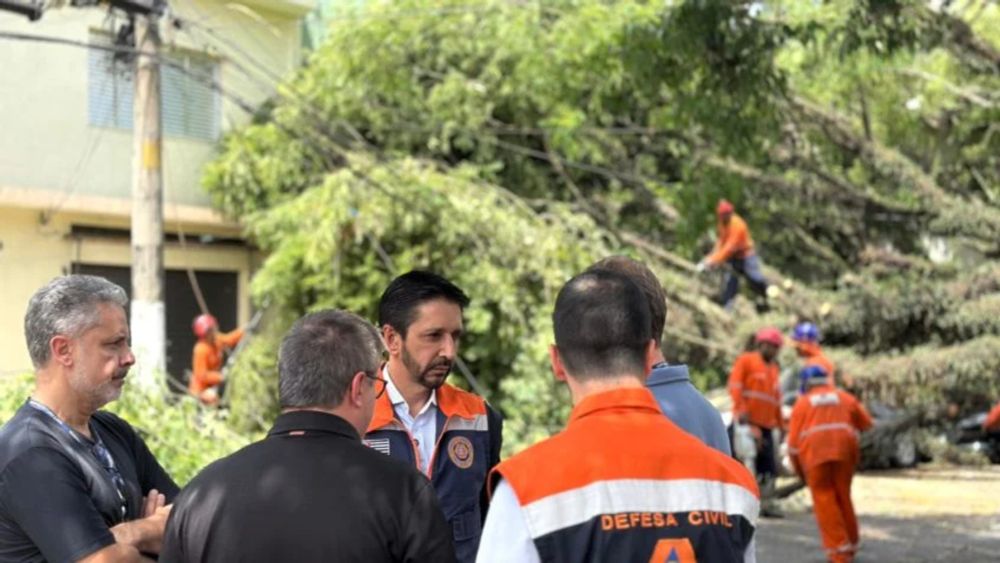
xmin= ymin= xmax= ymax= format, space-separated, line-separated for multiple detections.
xmin=757 ymin=466 xmax=1000 ymax=562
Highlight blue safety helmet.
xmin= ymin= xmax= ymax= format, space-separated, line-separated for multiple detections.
xmin=792 ymin=322 xmax=820 ymax=343
xmin=799 ymin=364 xmax=828 ymax=393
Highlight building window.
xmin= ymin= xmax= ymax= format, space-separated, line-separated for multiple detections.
xmin=88 ymin=32 xmax=220 ymax=141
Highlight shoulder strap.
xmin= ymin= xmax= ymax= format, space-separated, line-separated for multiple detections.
xmin=29 ymin=411 xmax=129 ymax=524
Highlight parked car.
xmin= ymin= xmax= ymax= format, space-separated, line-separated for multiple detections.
xmin=858 ymin=401 xmax=921 ymax=469
xmin=707 ymin=387 xmax=924 ymax=471
xmin=947 ymin=411 xmax=1000 ymax=463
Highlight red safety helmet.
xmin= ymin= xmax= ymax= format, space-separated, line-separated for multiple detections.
xmin=192 ymin=314 xmax=218 ymax=338
xmin=755 ymin=327 xmax=783 ymax=347
xmin=717 ymin=199 xmax=735 ymax=216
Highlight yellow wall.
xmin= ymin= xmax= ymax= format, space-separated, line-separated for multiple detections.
xmin=0 ymin=207 xmax=256 ymax=376
xmin=0 ymin=0 xmax=310 ymax=207
xmin=0 ymin=0 xmax=311 ymax=376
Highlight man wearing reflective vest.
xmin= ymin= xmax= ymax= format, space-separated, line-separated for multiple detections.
xmin=365 ymin=271 xmax=503 ymax=563
xmin=788 ymin=365 xmax=873 ymax=563
xmin=727 ymin=327 xmax=783 ymax=516
xmin=478 ymin=270 xmax=759 ymax=563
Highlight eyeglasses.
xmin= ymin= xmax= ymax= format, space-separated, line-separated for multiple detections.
xmin=364 ymin=371 xmax=387 ymax=399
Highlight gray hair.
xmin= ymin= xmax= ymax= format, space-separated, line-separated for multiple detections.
xmin=24 ymin=275 xmax=129 ymax=368
xmin=278 ymin=310 xmax=384 ymax=409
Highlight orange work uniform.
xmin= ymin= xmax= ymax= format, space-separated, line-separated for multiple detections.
xmin=190 ymin=328 xmax=243 ymax=403
xmin=707 ymin=213 xmax=756 ymax=265
xmin=797 ymin=341 xmax=836 ymax=386
xmin=728 ymin=351 xmax=782 ymax=430
xmin=490 ymin=388 xmax=760 ymax=561
xmin=984 ymin=402 xmax=1000 ymax=431
xmin=788 ymin=384 xmax=873 ymax=563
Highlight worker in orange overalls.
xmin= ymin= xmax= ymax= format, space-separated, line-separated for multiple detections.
xmin=190 ymin=314 xmax=243 ymax=405
xmin=983 ymin=401 xmax=1000 ymax=432
xmin=788 ymin=365 xmax=873 ymax=563
xmin=697 ymin=199 xmax=770 ymax=312
xmin=728 ymin=326 xmax=784 ymax=517
xmin=792 ymin=322 xmax=843 ymax=387
xmin=477 ymin=269 xmax=760 ymax=562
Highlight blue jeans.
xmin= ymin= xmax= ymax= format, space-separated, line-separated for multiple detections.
xmin=720 ymin=254 xmax=769 ymax=309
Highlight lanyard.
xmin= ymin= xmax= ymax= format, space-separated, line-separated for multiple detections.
xmin=651 ymin=361 xmax=669 ymax=370
xmin=26 ymin=399 xmax=128 ymax=521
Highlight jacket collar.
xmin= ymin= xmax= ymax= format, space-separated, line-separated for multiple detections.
xmin=568 ymin=387 xmax=662 ymax=425
xmin=646 ymin=363 xmax=691 ymax=386
xmin=797 ymin=341 xmax=823 ymax=358
xmin=368 ymin=376 xmax=484 ymax=432
xmin=268 ymin=410 xmax=359 ymax=440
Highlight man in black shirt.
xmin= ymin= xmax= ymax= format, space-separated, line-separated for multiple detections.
xmin=161 ymin=310 xmax=456 ymax=563
xmin=0 ymin=275 xmax=177 ymax=563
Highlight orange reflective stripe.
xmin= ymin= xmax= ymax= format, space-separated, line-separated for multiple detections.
xmin=742 ymin=390 xmax=781 ymax=405
xmin=436 ymin=383 xmax=487 ymax=419
xmin=367 ymin=390 xmax=398 ymax=432
xmin=496 ymin=388 xmax=759 ymax=506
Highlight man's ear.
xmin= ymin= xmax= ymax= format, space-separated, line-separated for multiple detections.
xmin=549 ymin=345 xmax=568 ymax=382
xmin=382 ymin=325 xmax=403 ymax=358
xmin=348 ymin=371 xmax=366 ymax=408
xmin=643 ymin=339 xmax=658 ymax=378
xmin=49 ymin=335 xmax=73 ymax=367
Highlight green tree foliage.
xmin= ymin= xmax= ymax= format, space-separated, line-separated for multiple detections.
xmin=204 ymin=0 xmax=1000 ymax=451
xmin=0 ymin=375 xmax=252 ymax=485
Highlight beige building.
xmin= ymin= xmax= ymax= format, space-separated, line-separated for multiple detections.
xmin=0 ymin=0 xmax=314 ymax=381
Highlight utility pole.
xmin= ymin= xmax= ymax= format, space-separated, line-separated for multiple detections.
xmin=130 ymin=12 xmax=165 ymax=389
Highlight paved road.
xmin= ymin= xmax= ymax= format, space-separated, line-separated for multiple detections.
xmin=756 ymin=466 xmax=1000 ymax=562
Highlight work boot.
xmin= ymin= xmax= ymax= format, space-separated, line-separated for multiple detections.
xmin=760 ymin=499 xmax=785 ymax=519
xmin=758 ymin=476 xmax=784 ymax=518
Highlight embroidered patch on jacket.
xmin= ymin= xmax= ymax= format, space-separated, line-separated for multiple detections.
xmin=447 ymin=436 xmax=474 ymax=469
xmin=364 ymin=438 xmax=391 ymax=455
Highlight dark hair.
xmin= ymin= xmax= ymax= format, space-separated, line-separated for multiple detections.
xmin=553 ymin=270 xmax=652 ymax=380
xmin=586 ymin=256 xmax=667 ymax=344
xmin=378 ymin=271 xmax=470 ymax=336
xmin=278 ymin=310 xmax=383 ymax=409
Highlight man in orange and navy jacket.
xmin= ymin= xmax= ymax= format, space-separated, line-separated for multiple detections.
xmin=697 ymin=199 xmax=770 ymax=312
xmin=788 ymin=365 xmax=873 ymax=563
xmin=364 ymin=271 xmax=502 ymax=563
xmin=477 ymin=270 xmax=759 ymax=563
xmin=728 ymin=327 xmax=783 ymax=516
xmin=190 ymin=314 xmax=243 ymax=405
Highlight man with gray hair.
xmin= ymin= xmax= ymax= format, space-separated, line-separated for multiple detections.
xmin=0 ymin=275 xmax=178 ymax=563
xmin=161 ymin=310 xmax=456 ymax=562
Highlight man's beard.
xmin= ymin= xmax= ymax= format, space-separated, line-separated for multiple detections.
xmin=69 ymin=365 xmax=128 ymax=410
xmin=401 ymin=346 xmax=453 ymax=390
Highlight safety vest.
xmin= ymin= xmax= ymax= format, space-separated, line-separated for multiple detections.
xmin=364 ymin=382 xmax=495 ymax=563
xmin=728 ymin=351 xmax=782 ymax=429
xmin=492 ymin=388 xmax=759 ymax=563
xmin=787 ymin=385 xmax=873 ymax=471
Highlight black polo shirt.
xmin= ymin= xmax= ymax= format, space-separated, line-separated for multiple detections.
xmin=161 ymin=410 xmax=457 ymax=563
xmin=0 ymin=402 xmax=178 ymax=563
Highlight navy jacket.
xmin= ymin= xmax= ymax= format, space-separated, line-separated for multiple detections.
xmin=364 ymin=383 xmax=502 ymax=563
